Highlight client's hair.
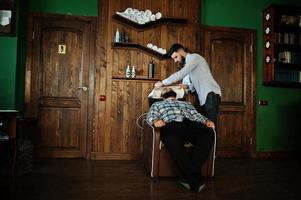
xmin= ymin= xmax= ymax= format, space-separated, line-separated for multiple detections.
xmin=161 ymin=88 xmax=177 ymax=99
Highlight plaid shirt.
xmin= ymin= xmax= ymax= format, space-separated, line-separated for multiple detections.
xmin=146 ymin=99 xmax=208 ymax=125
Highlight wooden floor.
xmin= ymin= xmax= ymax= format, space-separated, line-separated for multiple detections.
xmin=1 ymin=158 xmax=300 ymax=200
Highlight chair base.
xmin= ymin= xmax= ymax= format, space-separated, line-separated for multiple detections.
xmin=143 ymin=121 xmax=215 ymax=178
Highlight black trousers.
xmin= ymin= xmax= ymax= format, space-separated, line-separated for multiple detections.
xmin=201 ymin=92 xmax=221 ymax=125
xmin=161 ymin=119 xmax=214 ymax=183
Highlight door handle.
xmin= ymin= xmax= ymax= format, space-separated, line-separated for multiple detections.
xmin=77 ymin=86 xmax=89 ymax=91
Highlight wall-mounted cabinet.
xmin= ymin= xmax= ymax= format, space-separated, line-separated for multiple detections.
xmin=263 ymin=5 xmax=301 ymax=87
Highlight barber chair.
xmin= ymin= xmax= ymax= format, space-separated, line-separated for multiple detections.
xmin=143 ymin=120 xmax=216 ymax=178
xmin=143 ymin=88 xmax=216 ymax=178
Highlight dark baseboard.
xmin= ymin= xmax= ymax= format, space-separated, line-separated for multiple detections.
xmin=255 ymin=151 xmax=300 ymax=158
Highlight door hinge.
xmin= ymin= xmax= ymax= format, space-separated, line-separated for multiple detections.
xmin=249 ymin=137 xmax=253 ymax=145
xmin=32 ymin=31 xmax=35 ymax=39
xmin=250 ymin=45 xmax=253 ymax=53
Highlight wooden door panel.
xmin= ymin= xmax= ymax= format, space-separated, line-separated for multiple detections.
xmin=203 ymin=26 xmax=256 ymax=157
xmin=41 ymin=29 xmax=82 ymax=97
xmin=210 ymin=39 xmax=244 ymax=103
xmin=218 ymin=113 xmax=244 ymax=150
xmin=39 ymin=108 xmax=80 ymax=149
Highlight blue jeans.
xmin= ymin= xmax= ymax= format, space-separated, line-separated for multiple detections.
xmin=201 ymin=92 xmax=221 ymax=125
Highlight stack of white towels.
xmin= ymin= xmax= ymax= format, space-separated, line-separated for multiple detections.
xmin=116 ymin=7 xmax=162 ymax=25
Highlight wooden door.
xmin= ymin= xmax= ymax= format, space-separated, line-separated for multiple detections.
xmin=25 ymin=14 xmax=95 ymax=158
xmin=203 ymin=26 xmax=256 ymax=157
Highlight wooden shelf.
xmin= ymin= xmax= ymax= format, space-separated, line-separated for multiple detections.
xmin=275 ymin=62 xmax=301 ymax=70
xmin=275 ymin=25 xmax=301 ymax=33
xmin=112 ymin=76 xmax=160 ymax=82
xmin=274 ymin=43 xmax=301 ymax=51
xmin=263 ymin=80 xmax=301 ymax=88
xmin=112 ymin=42 xmax=167 ymax=60
xmin=113 ymin=13 xmax=188 ymax=31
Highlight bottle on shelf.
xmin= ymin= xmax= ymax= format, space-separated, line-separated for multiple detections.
xmin=148 ymin=59 xmax=155 ymax=78
xmin=121 ymin=31 xmax=126 ymax=43
xmin=125 ymin=65 xmax=131 ymax=77
xmin=114 ymin=28 xmax=120 ymax=43
xmin=121 ymin=30 xmax=129 ymax=43
xmin=131 ymin=65 xmax=136 ymax=78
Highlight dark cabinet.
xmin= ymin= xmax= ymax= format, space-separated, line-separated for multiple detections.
xmin=262 ymin=4 xmax=301 ymax=87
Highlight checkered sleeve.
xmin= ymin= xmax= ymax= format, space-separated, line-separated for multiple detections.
xmin=184 ymin=102 xmax=208 ymax=124
xmin=146 ymin=103 xmax=161 ymax=125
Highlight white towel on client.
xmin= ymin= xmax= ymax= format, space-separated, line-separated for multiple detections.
xmin=148 ymin=86 xmax=185 ymax=99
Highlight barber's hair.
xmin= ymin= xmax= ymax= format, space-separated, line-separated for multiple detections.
xmin=167 ymin=43 xmax=186 ymax=57
xmin=161 ymin=89 xmax=177 ymax=99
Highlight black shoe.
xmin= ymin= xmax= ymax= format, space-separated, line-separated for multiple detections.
xmin=189 ymin=178 xmax=206 ymax=192
xmin=197 ymin=181 xmax=206 ymax=192
xmin=178 ymin=179 xmax=191 ymax=190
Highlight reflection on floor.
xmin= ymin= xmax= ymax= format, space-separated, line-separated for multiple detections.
xmin=1 ymin=158 xmax=300 ymax=200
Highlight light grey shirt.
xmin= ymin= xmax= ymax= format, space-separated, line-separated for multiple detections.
xmin=162 ymin=53 xmax=221 ymax=106
xmin=182 ymin=75 xmax=195 ymax=92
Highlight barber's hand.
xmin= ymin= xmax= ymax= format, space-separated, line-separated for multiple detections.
xmin=154 ymin=81 xmax=164 ymax=89
xmin=153 ymin=119 xmax=166 ymax=128
xmin=205 ymin=120 xmax=215 ymax=129
xmin=178 ymin=84 xmax=188 ymax=89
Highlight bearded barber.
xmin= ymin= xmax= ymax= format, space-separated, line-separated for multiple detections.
xmin=154 ymin=43 xmax=221 ymax=125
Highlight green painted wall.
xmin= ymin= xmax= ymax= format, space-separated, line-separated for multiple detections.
xmin=0 ymin=0 xmax=19 ymax=109
xmin=0 ymin=37 xmax=17 ymax=109
xmin=202 ymin=0 xmax=301 ymax=152
xmin=28 ymin=0 xmax=98 ymax=16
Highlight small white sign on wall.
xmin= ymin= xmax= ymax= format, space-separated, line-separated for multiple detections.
xmin=58 ymin=44 xmax=66 ymax=54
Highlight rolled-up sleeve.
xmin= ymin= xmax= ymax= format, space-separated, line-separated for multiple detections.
xmin=162 ymin=56 xmax=199 ymax=85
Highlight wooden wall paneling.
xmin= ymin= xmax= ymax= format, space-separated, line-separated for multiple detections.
xmin=133 ymin=0 xmax=145 ymax=12
xmin=103 ymin=0 xmax=115 ymax=154
xmin=172 ymin=0 xmax=187 ymax=18
xmin=189 ymin=0 xmax=200 ymax=22
xmin=93 ymin=0 xmax=200 ymax=159
xmin=116 ymin=81 xmax=126 ymax=153
xmin=128 ymin=82 xmax=138 ymax=153
xmin=110 ymin=80 xmax=118 ymax=152
xmin=94 ymin=0 xmax=109 ymax=154
xmin=121 ymin=81 xmax=130 ymax=153
xmin=86 ymin=18 xmax=97 ymax=159
xmin=112 ymin=47 xmax=121 ymax=77
xmin=134 ymin=82 xmax=143 ymax=153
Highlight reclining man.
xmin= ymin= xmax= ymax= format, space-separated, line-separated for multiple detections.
xmin=146 ymin=88 xmax=215 ymax=192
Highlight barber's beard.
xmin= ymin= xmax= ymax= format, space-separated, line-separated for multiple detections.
xmin=178 ymin=56 xmax=186 ymax=69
